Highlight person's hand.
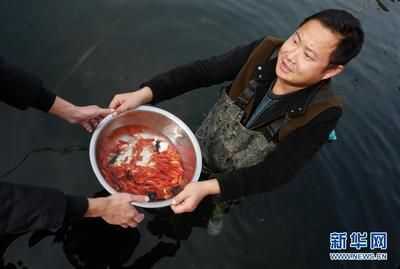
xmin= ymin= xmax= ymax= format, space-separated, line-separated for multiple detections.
xmin=71 ymin=105 xmax=113 ymax=132
xmin=170 ymin=179 xmax=220 ymax=214
xmin=85 ymin=193 xmax=149 ymax=228
xmin=49 ymin=96 xmax=112 ymax=132
xmin=109 ymin=86 xmax=153 ymax=117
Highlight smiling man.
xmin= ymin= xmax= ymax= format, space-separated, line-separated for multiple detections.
xmin=109 ymin=9 xmax=364 ymax=215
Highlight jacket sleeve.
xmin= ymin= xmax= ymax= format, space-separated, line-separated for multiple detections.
xmin=0 ymin=183 xmax=88 ymax=235
xmin=214 ymin=107 xmax=343 ymax=201
xmin=0 ymin=57 xmax=56 ymax=112
xmin=0 ymin=182 xmax=67 ymax=234
xmin=141 ymin=38 xmax=265 ymax=104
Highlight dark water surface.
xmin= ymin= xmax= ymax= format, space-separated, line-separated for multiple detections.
xmin=1 ymin=0 xmax=400 ymax=268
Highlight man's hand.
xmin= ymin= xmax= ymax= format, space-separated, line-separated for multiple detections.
xmin=170 ymin=179 xmax=220 ymax=214
xmin=49 ymin=96 xmax=113 ymax=132
xmin=85 ymin=193 xmax=149 ymax=228
xmin=109 ymin=86 xmax=153 ymax=117
xmin=71 ymin=105 xmax=113 ymax=132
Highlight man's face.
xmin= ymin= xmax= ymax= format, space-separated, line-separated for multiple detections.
xmin=276 ymin=19 xmax=342 ymax=88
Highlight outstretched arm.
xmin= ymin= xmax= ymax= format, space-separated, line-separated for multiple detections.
xmin=170 ymin=108 xmax=342 ymax=214
xmin=1 ymin=57 xmax=113 ymax=132
xmin=108 ymin=38 xmax=264 ymax=116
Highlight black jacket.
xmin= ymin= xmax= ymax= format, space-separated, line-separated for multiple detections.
xmin=142 ymin=37 xmax=342 ymax=200
xmin=0 ymin=57 xmax=87 ymax=234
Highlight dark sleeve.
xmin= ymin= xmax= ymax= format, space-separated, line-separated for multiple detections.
xmin=141 ymin=38 xmax=264 ymax=104
xmin=214 ymin=107 xmax=343 ymax=201
xmin=65 ymin=195 xmax=89 ymax=220
xmin=0 ymin=183 xmax=89 ymax=234
xmin=0 ymin=57 xmax=56 ymax=112
xmin=0 ymin=182 xmax=67 ymax=234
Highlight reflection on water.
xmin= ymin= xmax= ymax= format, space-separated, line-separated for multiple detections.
xmin=0 ymin=146 xmax=87 ymax=179
xmin=1 ymin=190 xmax=219 ymax=269
xmin=346 ymin=0 xmax=396 ymax=12
xmin=1 ymin=217 xmax=141 ymax=269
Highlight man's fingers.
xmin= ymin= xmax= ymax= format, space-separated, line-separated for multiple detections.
xmin=109 ymin=97 xmax=122 ymax=110
xmin=114 ymin=103 xmax=129 ymax=117
xmin=127 ymin=220 xmax=139 ymax=228
xmin=133 ymin=213 xmax=145 ymax=223
xmin=82 ymin=122 xmax=93 ymax=133
xmin=171 ymin=203 xmax=188 ymax=214
xmin=83 ymin=115 xmax=104 ymax=133
xmin=95 ymin=115 xmax=103 ymax=123
xmin=98 ymin=107 xmax=113 ymax=117
xmin=171 ymin=191 xmax=189 ymax=206
xmin=109 ymin=98 xmax=129 ymax=117
xmin=89 ymin=118 xmax=99 ymax=128
xmin=128 ymin=194 xmax=150 ymax=203
xmin=170 ymin=204 xmax=180 ymax=213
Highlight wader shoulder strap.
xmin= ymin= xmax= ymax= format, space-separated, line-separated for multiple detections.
xmin=234 ymin=80 xmax=259 ymax=109
xmin=258 ymin=82 xmax=343 ymax=142
xmin=278 ymin=94 xmax=343 ymax=142
xmin=228 ymin=37 xmax=284 ymax=112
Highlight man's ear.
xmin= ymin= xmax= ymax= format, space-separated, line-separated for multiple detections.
xmin=322 ymin=65 xmax=344 ymax=80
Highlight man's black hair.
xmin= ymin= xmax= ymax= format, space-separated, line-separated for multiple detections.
xmin=300 ymin=9 xmax=364 ymax=66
